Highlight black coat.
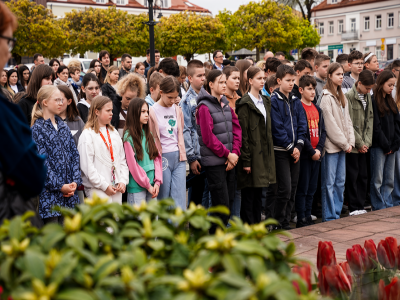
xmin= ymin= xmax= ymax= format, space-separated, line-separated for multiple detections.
xmin=101 ymin=83 xmax=120 ymax=104
xmin=18 ymin=95 xmax=36 ymax=125
xmin=77 ymin=103 xmax=89 ymax=124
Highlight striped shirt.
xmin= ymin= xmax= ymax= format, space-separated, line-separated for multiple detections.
xmin=358 ymin=93 xmax=366 ymax=110
xmin=342 ymin=74 xmax=356 ymax=94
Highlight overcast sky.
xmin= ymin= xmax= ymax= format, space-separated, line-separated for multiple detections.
xmin=189 ymin=0 xmax=252 ymax=16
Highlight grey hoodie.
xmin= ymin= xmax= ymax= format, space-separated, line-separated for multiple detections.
xmin=63 ymin=116 xmax=85 ymax=146
xmin=314 ymin=76 xmax=326 ymax=103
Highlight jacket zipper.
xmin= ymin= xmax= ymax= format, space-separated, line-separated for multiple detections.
xmin=287 ymin=98 xmax=295 ymax=147
xmin=221 ymin=103 xmax=231 ymax=146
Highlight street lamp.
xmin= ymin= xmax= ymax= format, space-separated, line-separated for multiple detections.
xmin=143 ymin=0 xmax=162 ymax=67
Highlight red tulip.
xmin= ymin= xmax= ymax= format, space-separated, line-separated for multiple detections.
xmin=378 ymin=277 xmax=400 ymax=300
xmin=365 ymin=239 xmax=378 ymax=269
xmin=346 ymin=244 xmax=369 ymax=274
xmin=339 ymin=261 xmax=353 ymax=286
xmin=377 ymin=237 xmax=398 ymax=269
xmin=317 ymin=241 xmax=337 ymax=272
xmin=292 ymin=262 xmax=312 ymax=293
xmin=319 ymin=264 xmax=352 ymax=296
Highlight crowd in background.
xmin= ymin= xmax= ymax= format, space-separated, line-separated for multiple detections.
xmin=2 ymin=1 xmax=400 ymax=230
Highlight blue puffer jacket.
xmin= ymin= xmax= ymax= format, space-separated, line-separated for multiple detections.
xmin=270 ymin=89 xmax=308 ymax=153
xmin=32 ymin=116 xmax=82 ymax=219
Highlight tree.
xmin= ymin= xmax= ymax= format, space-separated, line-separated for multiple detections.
xmin=6 ymin=0 xmax=69 ymax=63
xmin=297 ymin=18 xmax=320 ymax=50
xmin=62 ymin=7 xmax=147 ymax=60
xmin=275 ymin=0 xmax=323 ymax=21
xmin=157 ymin=11 xmax=226 ymax=61
xmin=217 ymin=0 xmax=303 ymax=61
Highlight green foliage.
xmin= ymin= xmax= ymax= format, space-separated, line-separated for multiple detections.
xmin=0 ymin=194 xmax=317 ymax=300
xmin=158 ymin=11 xmax=226 ymax=61
xmin=217 ymin=0 xmax=320 ymax=58
xmin=6 ymin=0 xmax=69 ymax=59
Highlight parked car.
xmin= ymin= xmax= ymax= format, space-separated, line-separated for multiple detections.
xmin=62 ymin=58 xmax=92 ymax=73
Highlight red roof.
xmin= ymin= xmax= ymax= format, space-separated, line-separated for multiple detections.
xmin=48 ymin=0 xmax=210 ymax=13
xmin=311 ymin=0 xmax=391 ymax=12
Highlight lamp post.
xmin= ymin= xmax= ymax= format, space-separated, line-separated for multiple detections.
xmin=143 ymin=0 xmax=161 ymax=67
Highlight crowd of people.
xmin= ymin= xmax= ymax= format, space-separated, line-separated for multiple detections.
xmin=1 ymin=2 xmax=400 ymax=230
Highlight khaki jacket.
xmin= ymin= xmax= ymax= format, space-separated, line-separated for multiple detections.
xmin=319 ymin=89 xmax=355 ymax=154
xmin=149 ymin=104 xmax=187 ymax=162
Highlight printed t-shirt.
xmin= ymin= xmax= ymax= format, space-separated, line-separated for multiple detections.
xmin=152 ymin=102 xmax=178 ymax=153
xmin=302 ymin=102 xmax=319 ymax=149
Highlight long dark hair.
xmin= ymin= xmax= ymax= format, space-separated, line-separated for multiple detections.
xmin=89 ymin=59 xmax=101 ymax=77
xmin=80 ymin=73 xmax=101 ymax=99
xmin=124 ymin=98 xmax=159 ymax=161
xmin=235 ymin=59 xmax=252 ymax=95
xmin=324 ymin=63 xmax=346 ymax=108
xmin=6 ymin=69 xmax=17 ymax=86
xmin=246 ymin=66 xmax=263 ymax=93
xmin=356 ymin=69 xmax=375 ymax=86
xmin=204 ymin=70 xmax=223 ymax=94
xmin=26 ymin=64 xmax=54 ymax=100
xmin=374 ymin=70 xmax=397 ymax=117
xmin=17 ymin=65 xmax=30 ymax=87
xmin=57 ymin=85 xmax=80 ymax=121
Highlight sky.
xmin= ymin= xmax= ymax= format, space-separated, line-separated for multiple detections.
xmin=189 ymin=0 xmax=252 ymax=16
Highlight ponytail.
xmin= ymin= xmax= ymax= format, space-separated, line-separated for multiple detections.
xmin=31 ymin=85 xmax=59 ymax=127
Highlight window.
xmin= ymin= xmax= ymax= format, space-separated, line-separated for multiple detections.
xmin=338 ymin=20 xmax=343 ymax=34
xmin=388 ymin=44 xmax=393 ymax=60
xmin=328 ymin=50 xmax=334 ymax=59
xmin=329 ymin=21 xmax=334 ymax=34
xmin=364 ymin=17 xmax=370 ymax=31
xmin=96 ymin=0 xmax=106 ymax=3
xmin=319 ymin=22 xmax=324 ymax=35
xmin=116 ymin=0 xmax=124 ymax=4
xmin=331 ymin=0 xmax=338 ymax=3
xmin=376 ymin=15 xmax=382 ymax=29
xmin=388 ymin=13 xmax=394 ymax=28
xmin=350 ymin=18 xmax=356 ymax=32
xmin=364 ymin=47 xmax=369 ymax=53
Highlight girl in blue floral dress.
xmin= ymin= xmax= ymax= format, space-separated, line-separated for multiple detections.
xmin=31 ymin=85 xmax=82 ymax=224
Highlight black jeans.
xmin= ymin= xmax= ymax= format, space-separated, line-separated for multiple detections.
xmin=267 ymin=151 xmax=300 ymax=227
xmin=205 ymin=165 xmax=235 ymax=233
xmin=240 ymin=187 xmax=263 ymax=225
xmin=186 ymin=167 xmax=206 ymax=206
xmin=295 ymin=158 xmax=320 ymax=220
xmin=345 ymin=152 xmax=368 ymax=212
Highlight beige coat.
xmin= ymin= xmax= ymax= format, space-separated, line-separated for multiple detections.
xmin=319 ymin=89 xmax=355 ymax=154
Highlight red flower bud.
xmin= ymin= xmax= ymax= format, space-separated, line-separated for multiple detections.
xmin=319 ymin=265 xmax=352 ymax=297
xmin=346 ymin=244 xmax=369 ymax=274
xmin=377 ymin=237 xmax=398 ymax=269
xmin=292 ymin=262 xmax=312 ymax=293
xmin=317 ymin=241 xmax=337 ymax=272
xmin=378 ymin=277 xmax=400 ymax=300
xmin=339 ymin=261 xmax=353 ymax=286
xmin=365 ymin=239 xmax=378 ymax=270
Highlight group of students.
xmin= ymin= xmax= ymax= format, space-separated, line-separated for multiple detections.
xmin=4 ymin=47 xmax=400 ymax=231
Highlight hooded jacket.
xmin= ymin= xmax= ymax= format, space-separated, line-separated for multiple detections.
xmin=319 ymin=89 xmax=355 ymax=153
xmin=235 ymin=93 xmax=275 ymax=188
xmin=371 ymin=95 xmax=400 ymax=153
xmin=270 ymin=89 xmax=307 ymax=153
xmin=345 ymin=84 xmax=374 ymax=153
xmin=315 ymin=76 xmax=326 ymax=101
xmin=77 ymin=99 xmax=90 ymax=123
xmin=18 ymin=94 xmax=36 ymax=125
xmin=196 ymin=87 xmax=241 ymax=167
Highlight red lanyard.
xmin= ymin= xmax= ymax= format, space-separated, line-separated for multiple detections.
xmin=99 ymin=128 xmax=114 ymax=163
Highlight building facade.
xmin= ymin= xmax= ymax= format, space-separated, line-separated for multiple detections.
xmin=311 ymin=0 xmax=400 ymax=61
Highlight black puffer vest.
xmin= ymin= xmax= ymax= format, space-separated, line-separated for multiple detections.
xmin=196 ymin=87 xmax=233 ymax=166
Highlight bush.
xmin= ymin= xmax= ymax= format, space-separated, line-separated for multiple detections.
xmin=0 ymin=194 xmax=317 ymax=300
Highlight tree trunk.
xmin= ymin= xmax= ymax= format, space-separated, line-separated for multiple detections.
xmin=256 ymin=47 xmax=260 ymax=62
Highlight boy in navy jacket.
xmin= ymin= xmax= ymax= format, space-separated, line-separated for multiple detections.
xmin=267 ymin=65 xmax=308 ymax=230
xmin=295 ymin=75 xmax=326 ymax=228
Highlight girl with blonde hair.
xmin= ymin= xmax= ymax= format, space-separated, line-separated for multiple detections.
xmin=78 ymin=96 xmax=129 ymax=204
xmin=31 ymin=85 xmax=82 ymax=223
xmin=101 ymin=65 xmax=120 ymax=104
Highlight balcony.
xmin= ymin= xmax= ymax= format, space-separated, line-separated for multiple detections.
xmin=341 ymin=30 xmax=359 ymax=41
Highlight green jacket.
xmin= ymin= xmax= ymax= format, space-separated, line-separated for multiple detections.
xmin=235 ymin=93 xmax=276 ymax=189
xmin=346 ymin=84 xmax=374 ymax=154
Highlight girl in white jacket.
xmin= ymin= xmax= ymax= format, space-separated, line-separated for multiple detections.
xmin=78 ymin=96 xmax=129 ymax=204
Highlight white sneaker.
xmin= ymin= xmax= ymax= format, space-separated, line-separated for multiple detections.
xmin=349 ymin=210 xmax=360 ymax=216
xmin=358 ymin=210 xmax=367 ymax=215
xmin=292 ymin=216 xmax=297 ymax=223
xmin=311 ymin=215 xmax=317 ymax=221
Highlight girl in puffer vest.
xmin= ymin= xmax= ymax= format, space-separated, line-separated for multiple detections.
xmin=196 ymin=70 xmax=242 ymax=233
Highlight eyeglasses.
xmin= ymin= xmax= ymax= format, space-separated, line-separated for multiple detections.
xmin=352 ymin=63 xmax=364 ymax=66
xmin=0 ymin=35 xmax=17 ymax=52
xmin=215 ymin=56 xmax=224 ymax=59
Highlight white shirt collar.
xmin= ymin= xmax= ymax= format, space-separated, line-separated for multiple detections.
xmin=249 ymin=92 xmax=263 ymax=104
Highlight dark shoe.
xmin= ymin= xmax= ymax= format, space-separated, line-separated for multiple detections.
xmin=268 ymin=225 xmax=282 ymax=232
xmin=341 ymin=205 xmax=348 ymax=214
xmin=311 ymin=207 xmax=322 ymax=218
xmin=296 ymin=218 xmax=308 ymax=228
xmin=282 ymin=224 xmax=292 ymax=230
xmin=306 ymin=216 xmax=315 ymax=225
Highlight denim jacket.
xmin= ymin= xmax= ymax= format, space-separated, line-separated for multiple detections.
xmin=179 ymin=86 xmax=200 ymax=164
xmin=32 ymin=116 xmax=82 ymax=218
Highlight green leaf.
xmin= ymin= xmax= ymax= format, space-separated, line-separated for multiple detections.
xmin=286 ymin=242 xmax=296 ymax=257
xmin=234 ymin=240 xmax=272 ymax=258
xmin=50 ymin=251 xmax=78 ymax=284
xmin=0 ymin=257 xmax=14 ymax=286
xmin=55 ymin=289 xmax=96 ymax=300
xmin=94 ymin=259 xmax=119 ymax=281
xmin=41 ymin=226 xmax=66 ymax=252
xmin=8 ymin=217 xmax=24 ymax=241
xmin=24 ymin=250 xmax=46 ymax=281
xmin=147 ymin=240 xmax=164 ymax=251
xmin=119 ymin=228 xmax=141 ymax=238
xmin=79 ymin=232 xmax=99 ymax=252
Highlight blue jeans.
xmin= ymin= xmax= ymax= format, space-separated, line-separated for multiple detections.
xmin=370 ymin=147 xmax=395 ymax=210
xmin=321 ymin=151 xmax=346 ymax=222
xmin=391 ymin=150 xmax=400 ymax=207
xmin=127 ymin=191 xmax=154 ymax=206
xmin=158 ymin=151 xmax=187 ymax=210
xmin=295 ymin=158 xmax=320 ymax=220
xmin=202 ymin=179 xmax=212 ymax=208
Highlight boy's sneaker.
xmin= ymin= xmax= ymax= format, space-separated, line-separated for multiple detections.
xmin=306 ymin=216 xmax=315 ymax=225
xmin=311 ymin=215 xmax=317 ymax=221
xmin=296 ymin=218 xmax=308 ymax=228
xmin=282 ymin=224 xmax=292 ymax=231
xmin=349 ymin=210 xmax=367 ymax=216
xmin=291 ymin=216 xmax=297 ymax=223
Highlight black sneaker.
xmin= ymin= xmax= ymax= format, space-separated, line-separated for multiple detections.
xmin=268 ymin=225 xmax=282 ymax=232
xmin=296 ymin=218 xmax=308 ymax=228
xmin=306 ymin=216 xmax=315 ymax=225
xmin=282 ymin=224 xmax=292 ymax=231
